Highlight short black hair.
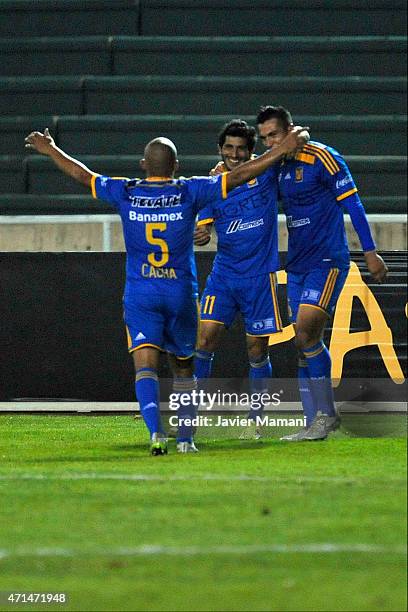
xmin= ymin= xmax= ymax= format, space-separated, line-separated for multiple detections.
xmin=256 ymin=106 xmax=293 ymax=130
xmin=218 ymin=119 xmax=257 ymax=152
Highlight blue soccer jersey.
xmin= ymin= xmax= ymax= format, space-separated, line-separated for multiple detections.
xmin=91 ymin=174 xmax=224 ymax=295
xmin=197 ymin=165 xmax=280 ymax=278
xmin=278 ymin=141 xmax=362 ymax=273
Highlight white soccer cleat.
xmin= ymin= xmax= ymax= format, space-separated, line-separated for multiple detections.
xmin=177 ymin=441 xmax=199 ymax=453
xmin=280 ymin=427 xmax=310 ymax=441
xmin=302 ymin=411 xmax=341 ymax=441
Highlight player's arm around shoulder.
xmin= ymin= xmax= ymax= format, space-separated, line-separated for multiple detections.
xmin=224 ymin=126 xmax=309 ymax=194
xmin=25 ymin=128 xmax=95 ymax=187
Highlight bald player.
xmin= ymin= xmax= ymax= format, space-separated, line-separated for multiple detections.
xmin=24 ymin=128 xmax=308 ymax=454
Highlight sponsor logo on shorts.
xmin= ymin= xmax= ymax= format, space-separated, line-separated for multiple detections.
xmin=226 ymin=218 xmax=264 ymax=234
xmin=301 ymin=289 xmax=321 ymax=302
xmin=287 ymin=215 xmax=310 ymax=228
xmin=252 ymin=318 xmax=275 ymax=331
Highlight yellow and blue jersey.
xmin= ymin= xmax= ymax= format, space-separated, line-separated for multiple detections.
xmin=197 ymin=165 xmax=280 ymax=278
xmin=91 ymin=174 xmax=224 ymax=295
xmin=278 ymin=141 xmax=373 ymax=273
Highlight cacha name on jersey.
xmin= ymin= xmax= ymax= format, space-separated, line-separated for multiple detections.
xmin=141 ymin=264 xmax=177 ymax=279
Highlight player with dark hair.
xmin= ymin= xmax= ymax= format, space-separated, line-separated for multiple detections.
xmin=193 ymin=119 xmax=286 ymax=438
xmin=256 ymin=105 xmax=388 ymax=441
xmin=24 ymin=126 xmax=308 ymax=453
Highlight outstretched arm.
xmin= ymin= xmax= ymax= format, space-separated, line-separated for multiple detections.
xmin=24 ymin=128 xmax=96 ymax=188
xmin=225 ymin=126 xmax=309 ymax=194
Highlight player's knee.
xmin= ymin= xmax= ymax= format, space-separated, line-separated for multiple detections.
xmin=172 ymin=356 xmax=194 ymax=378
xmin=294 ymin=329 xmax=318 ymax=351
xmin=247 ymin=336 xmax=268 ymax=362
xmin=197 ymin=329 xmax=219 ymax=353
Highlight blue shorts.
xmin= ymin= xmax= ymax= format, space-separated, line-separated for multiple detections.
xmin=200 ymin=271 xmax=282 ymax=336
xmin=287 ymin=266 xmax=349 ymax=323
xmin=124 ymin=284 xmax=198 ymax=358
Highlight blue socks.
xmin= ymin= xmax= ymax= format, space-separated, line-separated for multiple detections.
xmin=298 ymin=358 xmax=316 ymax=426
xmin=303 ymin=341 xmax=336 ymax=417
xmin=248 ymin=355 xmax=272 ymax=422
xmin=194 ymin=349 xmax=214 ymax=379
xmin=173 ymin=377 xmax=198 ymax=443
xmin=135 ymin=368 xmax=164 ymax=438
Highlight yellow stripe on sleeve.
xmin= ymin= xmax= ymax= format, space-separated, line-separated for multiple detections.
xmin=337 ymin=188 xmax=358 ymax=202
xmin=197 ymin=218 xmax=214 ymax=226
xmin=304 ymin=144 xmax=339 ymax=175
xmin=90 ymin=174 xmax=99 ymax=199
xmin=221 ymin=172 xmax=228 ymax=199
xmin=305 ymin=143 xmax=340 ymax=170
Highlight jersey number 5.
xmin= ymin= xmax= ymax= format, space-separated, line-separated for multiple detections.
xmin=145 ymin=223 xmax=169 ymax=267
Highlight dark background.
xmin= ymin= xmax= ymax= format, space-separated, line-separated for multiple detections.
xmin=0 ymin=251 xmax=406 ymax=401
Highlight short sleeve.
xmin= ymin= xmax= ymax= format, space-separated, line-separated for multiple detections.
xmin=197 ymin=203 xmax=214 ymax=225
xmin=316 ymin=147 xmax=359 ymax=204
xmin=91 ymin=175 xmax=129 ymax=209
xmin=185 ymin=174 xmax=225 ymax=214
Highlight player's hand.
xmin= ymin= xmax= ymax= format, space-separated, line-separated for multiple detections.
xmin=210 ymin=161 xmax=226 ymax=176
xmin=25 ymin=128 xmax=55 ymax=155
xmin=364 ymin=251 xmax=388 ymax=283
xmin=282 ymin=125 xmax=310 ymax=157
xmin=194 ymin=225 xmax=212 ymax=246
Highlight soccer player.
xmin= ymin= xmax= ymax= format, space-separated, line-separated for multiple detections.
xmin=256 ymin=106 xmax=388 ymax=441
xmin=193 ymin=119 xmax=284 ymax=439
xmin=24 ymin=126 xmax=308 ymax=454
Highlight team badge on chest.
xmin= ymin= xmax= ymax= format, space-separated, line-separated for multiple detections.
xmin=295 ymin=167 xmax=303 ymax=182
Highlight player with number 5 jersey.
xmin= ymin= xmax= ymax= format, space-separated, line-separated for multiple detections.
xmin=24 ymin=128 xmax=309 ymax=454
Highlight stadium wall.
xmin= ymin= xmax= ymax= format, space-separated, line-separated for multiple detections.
xmin=0 ymin=214 xmax=405 ymax=252
xmin=0 ymin=251 xmax=405 ymax=403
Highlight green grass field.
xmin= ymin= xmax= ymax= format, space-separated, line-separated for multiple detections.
xmin=0 ymin=414 xmax=406 ymax=612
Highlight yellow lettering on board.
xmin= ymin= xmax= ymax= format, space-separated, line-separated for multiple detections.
xmin=330 ymin=262 xmax=404 ymax=386
xmin=268 ymin=270 xmax=295 ymax=345
xmin=268 ymin=264 xmax=404 ymax=385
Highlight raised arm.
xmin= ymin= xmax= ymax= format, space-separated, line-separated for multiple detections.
xmin=225 ymin=126 xmax=309 ymax=193
xmin=24 ymin=128 xmax=95 ymax=188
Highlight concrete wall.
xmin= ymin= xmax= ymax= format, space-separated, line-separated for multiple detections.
xmin=0 ymin=215 xmax=405 ymax=252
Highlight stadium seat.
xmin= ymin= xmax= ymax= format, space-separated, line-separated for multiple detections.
xmin=0 ymin=156 xmax=25 ymax=193
xmin=0 ymin=116 xmax=57 ymax=155
xmin=0 ymin=77 xmax=84 ymax=116
xmin=24 ymin=155 xmax=219 ymax=195
xmin=83 ymin=76 xmax=407 ymax=116
xmin=112 ymin=36 xmax=407 ymax=77
xmin=0 ymin=37 xmax=111 ymax=76
xmin=359 ymin=196 xmax=406 ymax=214
xmin=22 ymin=155 xmax=406 ymax=198
xmin=347 ymin=156 xmax=407 ymax=197
xmin=54 ymin=114 xmax=407 ymax=157
xmin=0 ymin=194 xmax=115 ymax=215
xmin=140 ymin=0 xmax=407 ymax=36
xmin=0 ymin=0 xmax=140 ymax=37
